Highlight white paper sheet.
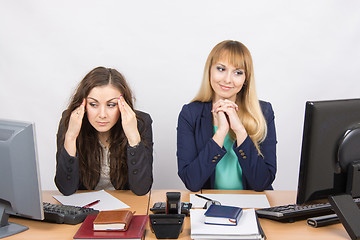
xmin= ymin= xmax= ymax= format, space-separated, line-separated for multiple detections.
xmin=191 ymin=208 xmax=261 ymax=239
xmin=190 ymin=194 xmax=270 ymax=209
xmin=52 ymin=190 xmax=129 ymax=211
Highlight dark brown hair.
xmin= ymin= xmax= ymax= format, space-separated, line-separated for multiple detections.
xmin=60 ymin=66 xmax=139 ymax=189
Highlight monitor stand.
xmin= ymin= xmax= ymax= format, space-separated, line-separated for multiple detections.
xmin=329 ymin=194 xmax=360 ymax=240
xmin=332 ymin=130 xmax=360 ymax=240
xmin=0 ymin=206 xmax=29 ymax=238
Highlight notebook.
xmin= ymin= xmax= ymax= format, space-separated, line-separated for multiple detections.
xmin=204 ymin=205 xmax=243 ymax=225
xmin=93 ymin=210 xmax=134 ymax=231
xmin=73 ymin=215 xmax=148 ymax=239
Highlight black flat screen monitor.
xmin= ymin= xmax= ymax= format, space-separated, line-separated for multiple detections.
xmin=297 ymin=98 xmax=360 ymax=204
xmin=0 ymin=119 xmax=44 ymax=238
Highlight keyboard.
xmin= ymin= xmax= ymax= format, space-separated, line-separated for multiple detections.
xmin=150 ymin=202 xmax=192 ymax=215
xmin=42 ymin=202 xmax=99 ymax=225
xmin=256 ymin=197 xmax=360 ymax=222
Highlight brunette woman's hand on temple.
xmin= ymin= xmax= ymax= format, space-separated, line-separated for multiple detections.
xmin=64 ymin=99 xmax=86 ymax=156
xmin=118 ymin=96 xmax=141 ymax=147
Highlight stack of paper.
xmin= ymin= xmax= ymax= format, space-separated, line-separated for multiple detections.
xmin=191 ymin=208 xmax=263 ymax=239
xmin=52 ymin=190 xmax=129 ymax=211
xmin=190 ymin=194 xmax=270 ymax=209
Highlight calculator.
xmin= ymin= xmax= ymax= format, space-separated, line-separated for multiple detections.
xmin=150 ymin=202 xmax=192 ymax=215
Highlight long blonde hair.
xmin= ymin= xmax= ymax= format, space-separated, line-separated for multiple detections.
xmin=192 ymin=40 xmax=267 ymax=154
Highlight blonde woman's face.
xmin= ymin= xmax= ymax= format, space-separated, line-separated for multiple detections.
xmin=86 ymin=85 xmax=121 ymax=134
xmin=210 ymin=60 xmax=246 ymax=102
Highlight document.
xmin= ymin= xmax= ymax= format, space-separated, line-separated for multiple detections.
xmin=53 ymin=190 xmax=130 ymax=211
xmin=190 ymin=194 xmax=270 ymax=209
xmin=191 ymin=208 xmax=262 ymax=239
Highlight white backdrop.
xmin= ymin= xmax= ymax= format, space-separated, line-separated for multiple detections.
xmin=1 ymin=0 xmax=360 ymax=191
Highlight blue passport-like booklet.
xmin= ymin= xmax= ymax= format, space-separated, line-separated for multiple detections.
xmin=204 ymin=205 xmax=243 ymax=226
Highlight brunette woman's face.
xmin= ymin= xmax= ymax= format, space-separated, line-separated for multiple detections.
xmin=86 ymin=84 xmax=121 ymax=134
xmin=210 ymin=59 xmax=246 ymax=102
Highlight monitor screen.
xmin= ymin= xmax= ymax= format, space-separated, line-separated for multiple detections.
xmin=0 ymin=119 xmax=44 ymax=238
xmin=296 ymin=98 xmax=360 ymax=204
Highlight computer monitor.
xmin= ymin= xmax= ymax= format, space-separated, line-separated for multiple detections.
xmin=296 ymin=98 xmax=360 ymax=205
xmin=0 ymin=119 xmax=44 ymax=238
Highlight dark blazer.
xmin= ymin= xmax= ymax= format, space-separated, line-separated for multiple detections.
xmin=177 ymin=101 xmax=277 ymax=192
xmin=54 ymin=110 xmax=153 ymax=196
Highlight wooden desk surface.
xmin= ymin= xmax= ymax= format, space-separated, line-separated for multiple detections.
xmin=201 ymin=190 xmax=349 ymax=240
xmin=261 ymin=190 xmax=349 ymax=240
xmin=7 ymin=190 xmax=150 ymax=240
xmin=7 ymin=190 xmax=350 ymax=240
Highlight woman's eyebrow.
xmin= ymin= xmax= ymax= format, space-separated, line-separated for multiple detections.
xmin=107 ymin=97 xmax=118 ymax=102
xmin=87 ymin=97 xmax=118 ymax=102
xmin=87 ymin=97 xmax=98 ymax=102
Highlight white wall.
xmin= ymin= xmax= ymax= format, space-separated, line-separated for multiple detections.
xmin=1 ymin=0 xmax=360 ymax=191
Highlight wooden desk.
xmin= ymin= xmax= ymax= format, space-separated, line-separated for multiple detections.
xmin=261 ymin=191 xmax=349 ymax=240
xmin=7 ymin=190 xmax=350 ymax=240
xmin=201 ymin=190 xmax=350 ymax=240
xmin=7 ymin=190 xmax=150 ymax=240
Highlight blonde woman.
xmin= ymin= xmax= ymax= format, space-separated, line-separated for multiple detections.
xmin=177 ymin=40 xmax=277 ymax=192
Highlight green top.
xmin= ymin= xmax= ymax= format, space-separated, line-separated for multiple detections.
xmin=213 ymin=126 xmax=244 ymax=190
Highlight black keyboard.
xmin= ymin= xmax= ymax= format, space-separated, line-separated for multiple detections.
xmin=42 ymin=202 xmax=99 ymax=225
xmin=150 ymin=202 xmax=192 ymax=215
xmin=256 ymin=197 xmax=360 ymax=222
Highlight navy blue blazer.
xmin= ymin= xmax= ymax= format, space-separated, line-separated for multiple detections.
xmin=177 ymin=101 xmax=277 ymax=192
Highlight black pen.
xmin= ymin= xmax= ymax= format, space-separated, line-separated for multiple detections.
xmin=195 ymin=194 xmax=214 ymax=201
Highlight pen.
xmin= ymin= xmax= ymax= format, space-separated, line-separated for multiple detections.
xmin=195 ymin=194 xmax=214 ymax=201
xmin=82 ymin=199 xmax=100 ymax=208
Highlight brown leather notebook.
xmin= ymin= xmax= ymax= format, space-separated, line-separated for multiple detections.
xmin=93 ymin=210 xmax=134 ymax=231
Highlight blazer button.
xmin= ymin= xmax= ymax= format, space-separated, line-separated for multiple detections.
xmin=69 ymin=158 xmax=74 ymax=164
xmin=66 ymin=175 xmax=71 ymax=180
xmin=130 ymin=151 xmax=135 ymax=156
xmin=132 ymin=169 xmax=138 ymax=175
xmin=240 ymin=152 xmax=245 ymax=156
xmin=67 ymin=167 xmax=72 ymax=172
xmin=213 ymin=156 xmax=218 ymax=160
xmin=131 ymin=160 xmax=136 ymax=165
xmin=242 ymin=156 xmax=247 ymax=159
xmin=239 ymin=149 xmax=243 ymax=153
xmin=212 ymin=160 xmax=216 ymax=163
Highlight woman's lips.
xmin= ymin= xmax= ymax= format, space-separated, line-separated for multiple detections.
xmin=220 ymin=84 xmax=233 ymax=90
